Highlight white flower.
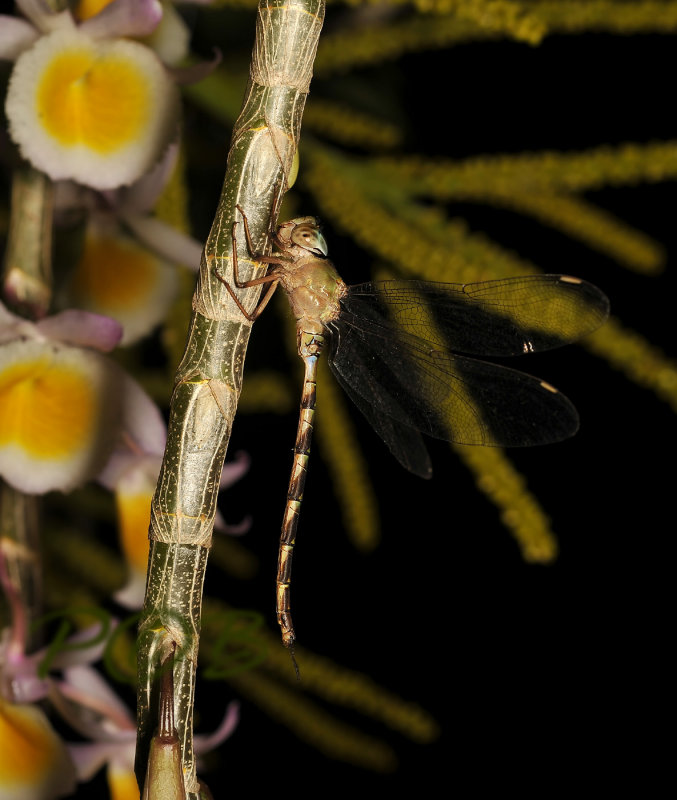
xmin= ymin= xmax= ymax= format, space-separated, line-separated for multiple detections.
xmin=2 ymin=0 xmax=180 ymax=190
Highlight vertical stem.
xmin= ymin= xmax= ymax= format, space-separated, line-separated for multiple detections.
xmin=0 ymin=484 xmax=42 ymax=656
xmin=0 ymin=164 xmax=54 ymax=659
xmin=1 ymin=164 xmax=53 ymax=319
xmin=135 ymin=2 xmax=326 ymax=796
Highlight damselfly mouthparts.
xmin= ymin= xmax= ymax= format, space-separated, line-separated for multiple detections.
xmin=217 ymin=206 xmax=609 ymax=666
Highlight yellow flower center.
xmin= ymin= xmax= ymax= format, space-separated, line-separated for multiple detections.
xmin=73 ymin=232 xmax=158 ymax=311
xmin=36 ymin=48 xmax=150 ymax=153
xmin=0 ymin=700 xmax=59 ymax=784
xmin=0 ymin=357 xmax=95 ymax=457
xmin=108 ymin=765 xmax=141 ymax=800
xmin=74 ymin=0 xmax=116 ymax=21
xmin=116 ymin=491 xmax=152 ymax=572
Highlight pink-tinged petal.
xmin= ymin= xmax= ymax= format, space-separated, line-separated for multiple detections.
xmin=118 ymin=372 xmax=167 ymax=457
xmin=16 ymin=0 xmax=75 ymax=34
xmin=194 ymin=701 xmax=240 ymax=754
xmin=143 ymin=4 xmax=191 ymax=66
xmin=1 ymin=653 xmax=50 ymax=704
xmin=79 ymin=0 xmax=163 ymax=39
xmin=68 ymin=741 xmax=122 ymax=782
xmin=0 ymin=301 xmax=37 ymax=344
xmin=43 ymin=622 xmax=112 ymax=671
xmin=121 ymin=212 xmax=202 ymax=270
xmin=96 ymin=373 xmax=166 ymax=490
xmin=167 ymin=49 xmax=222 ymax=86
xmin=96 ymin=450 xmax=138 ymax=491
xmin=119 ymin=143 xmax=179 ymax=213
xmin=113 ymin=569 xmax=146 ymax=610
xmin=0 ymin=18 xmax=39 ymax=61
xmin=49 ymin=680 xmax=135 ymax=744
xmin=36 ymin=310 xmax=123 ymax=352
xmin=62 ymin=665 xmax=135 ymax=731
xmin=214 ymin=509 xmax=251 ymax=537
xmin=0 ymin=300 xmax=22 ymax=330
xmin=219 ymin=450 xmax=250 ymax=489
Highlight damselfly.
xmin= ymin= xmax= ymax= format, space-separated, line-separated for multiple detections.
xmin=217 ymin=206 xmax=609 ymax=664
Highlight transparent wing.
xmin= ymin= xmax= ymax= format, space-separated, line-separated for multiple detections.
xmin=329 ymin=361 xmax=433 ymax=479
xmin=328 ymin=310 xmax=581 ymax=472
xmin=344 ymin=275 xmax=610 ymax=356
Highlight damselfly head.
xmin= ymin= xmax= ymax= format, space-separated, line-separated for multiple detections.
xmin=278 ymin=217 xmax=328 ymax=257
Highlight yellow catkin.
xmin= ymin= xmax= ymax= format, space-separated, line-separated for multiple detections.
xmin=369 ymin=267 xmax=559 ymax=562
xmin=479 ymin=191 xmax=665 ymax=274
xmin=201 ymin=596 xmax=439 ymax=745
xmin=454 ymin=444 xmax=559 ymax=562
xmin=304 ymin=146 xmax=537 ymax=284
xmin=315 ymin=358 xmax=381 ymax=552
xmin=315 ymin=2 xmax=677 ymax=75
xmin=373 ymin=141 xmax=677 ymax=197
xmin=46 ymin=525 xmax=126 ymax=596
xmin=227 ymin=669 xmax=397 ymax=771
xmin=238 ymin=371 xmax=296 ymax=414
xmin=586 ymin=318 xmax=677 ymax=413
xmin=286 ymin=645 xmax=441 ymax=744
xmin=373 ymin=152 xmax=666 ymax=272
xmin=532 ymin=0 xmax=677 ymax=34
xmin=304 ymin=99 xmax=402 ymax=149
xmin=307 ymin=143 xmax=669 ymax=283
xmin=421 ymin=0 xmax=546 ymax=44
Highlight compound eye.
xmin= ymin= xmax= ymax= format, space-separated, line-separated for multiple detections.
xmin=291 ymin=225 xmax=328 ymax=256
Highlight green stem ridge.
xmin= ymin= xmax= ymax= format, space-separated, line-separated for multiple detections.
xmin=135 ymin=2 xmax=326 ymax=796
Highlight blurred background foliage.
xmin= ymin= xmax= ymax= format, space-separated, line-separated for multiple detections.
xmin=3 ymin=0 xmax=671 ymax=794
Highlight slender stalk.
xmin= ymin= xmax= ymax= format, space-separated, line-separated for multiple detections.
xmin=135 ymin=2 xmax=326 ymax=795
xmin=0 ymin=484 xmax=42 ymax=659
xmin=0 ymin=164 xmax=53 ymax=658
xmin=1 ymin=163 xmax=53 ymax=319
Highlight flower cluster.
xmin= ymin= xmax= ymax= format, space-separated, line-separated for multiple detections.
xmin=0 ymin=2 xmax=244 ymax=797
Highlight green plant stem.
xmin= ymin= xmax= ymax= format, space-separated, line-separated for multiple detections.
xmin=1 ymin=163 xmax=53 ymax=319
xmin=135 ymin=1 xmax=325 ymax=796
